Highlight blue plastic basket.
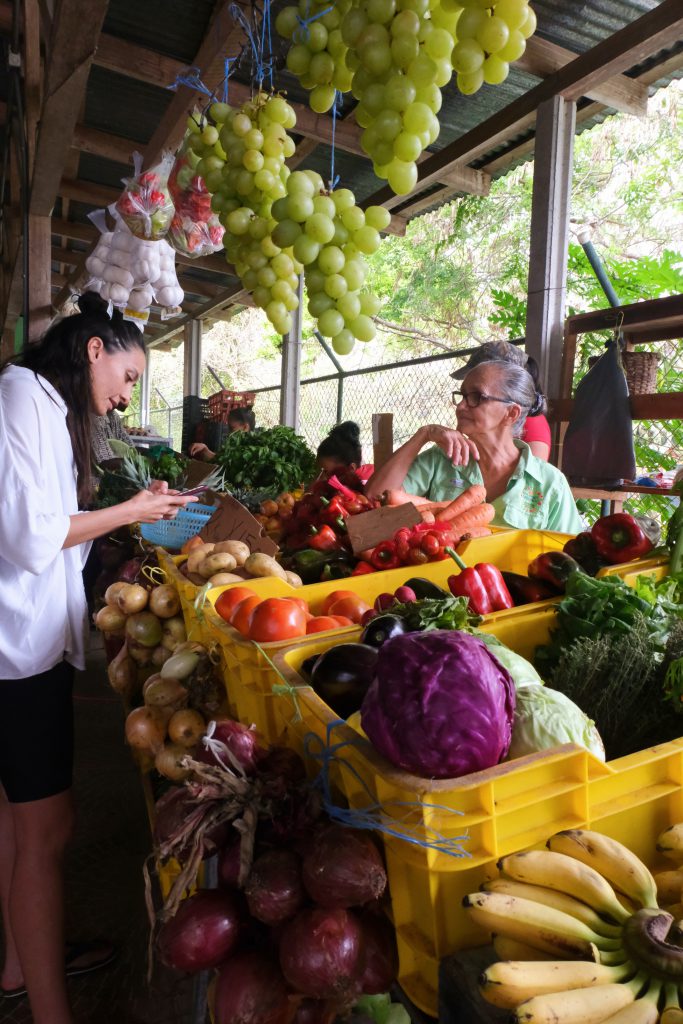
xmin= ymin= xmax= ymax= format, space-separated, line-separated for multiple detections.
xmin=140 ymin=503 xmax=217 ymax=549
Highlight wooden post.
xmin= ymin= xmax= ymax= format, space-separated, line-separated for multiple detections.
xmin=372 ymin=413 xmax=394 ymax=471
xmin=525 ymin=95 xmax=576 ymax=403
xmin=27 ymin=214 xmax=52 ymax=341
xmin=280 ymin=277 xmax=303 ymax=431
xmin=183 ymin=319 xmax=202 ymax=397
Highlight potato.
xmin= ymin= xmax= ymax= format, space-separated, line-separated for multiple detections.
xmin=209 ymin=572 xmax=245 ymax=586
xmin=244 ymin=552 xmax=287 ymax=581
xmin=187 ymin=544 xmax=215 ymax=575
xmin=284 ymin=570 xmax=303 ymax=588
xmin=212 ymin=540 xmax=250 ymax=566
xmin=197 ymin=552 xmax=237 ymax=579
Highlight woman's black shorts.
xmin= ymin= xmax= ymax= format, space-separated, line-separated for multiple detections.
xmin=0 ymin=661 xmax=74 ymax=803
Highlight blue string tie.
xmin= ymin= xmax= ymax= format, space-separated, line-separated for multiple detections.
xmin=329 ymin=89 xmax=342 ymax=191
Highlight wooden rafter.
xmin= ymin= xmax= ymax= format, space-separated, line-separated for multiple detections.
xmin=362 ymin=0 xmax=683 ymax=212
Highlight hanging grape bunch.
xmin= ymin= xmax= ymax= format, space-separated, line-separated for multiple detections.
xmin=200 ymin=93 xmax=307 ymax=336
xmin=276 ymin=0 xmax=354 ymax=113
xmin=452 ymin=0 xmax=537 ymax=95
xmin=272 ymin=170 xmax=386 ymax=355
xmin=276 ymin=0 xmax=536 ymax=196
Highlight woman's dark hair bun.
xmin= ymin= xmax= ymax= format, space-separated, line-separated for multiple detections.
xmin=76 ymin=291 xmax=111 ymax=317
xmin=330 ymin=420 xmax=360 ymax=441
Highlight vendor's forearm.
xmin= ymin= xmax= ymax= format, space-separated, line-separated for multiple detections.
xmin=365 ymin=426 xmax=430 ymax=497
xmin=64 ymin=501 xmax=136 ymax=548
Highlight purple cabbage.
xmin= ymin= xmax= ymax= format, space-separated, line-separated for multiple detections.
xmin=360 ymin=630 xmax=516 ymax=779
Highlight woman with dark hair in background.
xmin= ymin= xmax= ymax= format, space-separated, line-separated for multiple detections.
xmin=451 ymin=340 xmax=552 ymax=460
xmin=0 ymin=293 xmax=196 ymax=1024
xmin=189 ymin=405 xmax=256 ymax=461
xmin=316 ymin=421 xmax=375 ymax=486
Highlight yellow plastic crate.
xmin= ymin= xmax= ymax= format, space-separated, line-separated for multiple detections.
xmin=271 ymin=609 xmax=683 ymax=1015
xmin=598 ymin=552 xmax=670 ymax=578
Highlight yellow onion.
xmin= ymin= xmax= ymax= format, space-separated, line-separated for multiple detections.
xmin=127 ymin=640 xmax=154 ymax=666
xmin=125 ymin=705 xmax=168 ymax=754
xmin=107 ymin=644 xmax=136 ymax=696
xmin=104 ymin=581 xmax=129 ymax=607
xmin=95 ymin=604 xmax=127 ymax=635
xmin=143 ymin=675 xmax=188 ymax=710
xmin=154 ymin=742 xmax=193 ymax=781
xmin=161 ymin=649 xmax=200 ymax=681
xmin=116 ymin=583 xmax=149 ymax=615
xmin=161 ymin=616 xmax=187 ymax=651
xmin=126 ymin=611 xmax=163 ymax=648
xmin=152 ymin=644 xmax=172 ymax=667
xmin=168 ymin=708 xmax=206 ymax=748
xmin=149 ymin=585 xmax=182 ymax=620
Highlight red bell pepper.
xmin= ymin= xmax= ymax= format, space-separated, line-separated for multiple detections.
xmin=446 ymin=550 xmax=513 ymax=615
xmin=370 ymin=540 xmax=402 ymax=570
xmin=590 ymin=513 xmax=654 ymax=564
xmin=351 ymin=561 xmax=376 ymax=576
xmin=527 ymin=551 xmax=580 ymax=591
xmin=309 ymin=525 xmax=341 ymax=552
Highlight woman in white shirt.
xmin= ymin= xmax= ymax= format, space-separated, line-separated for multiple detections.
xmin=0 ymin=292 xmax=196 ymax=1024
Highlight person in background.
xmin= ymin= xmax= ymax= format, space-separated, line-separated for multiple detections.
xmin=316 ymin=421 xmax=374 ymax=486
xmin=0 ymin=293 xmax=196 ymax=1024
xmin=189 ymin=406 xmax=256 ymax=462
xmin=451 ymin=340 xmax=552 ymax=460
xmin=366 ymin=359 xmax=582 ymax=533
xmin=91 ymin=401 xmax=133 ymax=467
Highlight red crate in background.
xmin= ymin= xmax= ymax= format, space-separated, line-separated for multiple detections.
xmin=207 ymin=389 xmax=256 ymax=423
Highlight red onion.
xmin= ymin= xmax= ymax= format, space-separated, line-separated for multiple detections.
xmin=153 ymin=787 xmax=228 ymax=861
xmin=292 ymin=999 xmax=338 ymax=1024
xmin=214 ymin=951 xmax=290 ymax=1024
xmin=302 ymin=825 xmax=387 ymax=908
xmin=245 ymin=849 xmax=305 ymax=926
xmin=117 ymin=556 xmax=145 ymax=583
xmin=258 ymin=746 xmax=307 ymax=790
xmin=279 ymin=907 xmax=364 ymax=1001
xmin=356 ymin=911 xmax=398 ymax=994
xmin=197 ymin=718 xmax=265 ymax=774
xmin=158 ymin=889 xmax=241 ymax=972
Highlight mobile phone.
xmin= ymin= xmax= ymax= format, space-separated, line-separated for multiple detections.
xmin=180 ymin=485 xmax=210 ymax=497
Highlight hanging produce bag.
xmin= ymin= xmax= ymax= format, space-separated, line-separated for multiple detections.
xmin=115 ymin=151 xmax=175 ymax=240
xmin=561 ymin=341 xmax=636 ymax=487
xmin=167 ymin=134 xmax=224 ymax=258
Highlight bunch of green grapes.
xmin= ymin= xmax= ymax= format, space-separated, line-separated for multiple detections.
xmin=272 ymin=169 xmax=386 ymax=355
xmin=196 ymin=93 xmax=305 ymax=336
xmin=276 ymin=0 xmax=354 ymax=113
xmin=452 ymin=0 xmax=537 ymax=94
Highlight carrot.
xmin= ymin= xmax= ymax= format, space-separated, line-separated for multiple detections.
xmin=435 ymin=484 xmax=487 ymax=522
xmin=449 ymin=502 xmax=496 ymax=533
xmin=457 ymin=526 xmax=493 ymax=541
xmin=383 ymin=489 xmax=443 ymax=508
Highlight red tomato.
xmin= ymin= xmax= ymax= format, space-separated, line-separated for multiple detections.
xmin=327 ymin=615 xmax=354 ymax=627
xmin=327 ymin=595 xmax=372 ymax=624
xmin=248 ymin=598 xmax=307 ymax=643
xmin=229 ymin=595 xmax=262 ymax=635
xmin=321 ymin=589 xmax=357 ymax=615
xmin=215 ymin=586 xmax=258 ymax=623
xmin=306 ymin=615 xmax=345 ymax=634
xmin=286 ymin=597 xmax=309 ymax=615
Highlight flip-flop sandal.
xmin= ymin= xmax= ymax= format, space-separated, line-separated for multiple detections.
xmin=1 ymin=940 xmax=116 ymax=998
xmin=65 ymin=939 xmax=117 ymax=979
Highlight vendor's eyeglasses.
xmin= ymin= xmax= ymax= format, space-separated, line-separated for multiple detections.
xmin=452 ymin=389 xmax=515 ymax=409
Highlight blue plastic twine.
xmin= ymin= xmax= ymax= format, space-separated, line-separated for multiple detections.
xmin=229 ymin=2 xmax=274 ymax=89
xmin=167 ymin=66 xmax=216 ymax=98
xmin=294 ymin=2 xmax=334 ymax=41
xmin=329 ymin=89 xmax=342 ymax=191
xmin=303 ymin=720 xmax=471 ymax=859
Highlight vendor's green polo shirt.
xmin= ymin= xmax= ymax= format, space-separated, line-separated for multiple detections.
xmin=403 ymin=439 xmax=583 ymax=533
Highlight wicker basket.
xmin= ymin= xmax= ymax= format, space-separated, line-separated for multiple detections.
xmin=622 ymin=351 xmax=659 ymax=395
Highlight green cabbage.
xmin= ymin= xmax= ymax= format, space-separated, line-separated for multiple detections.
xmin=507 ymin=685 xmax=605 ymax=762
xmin=478 ymin=633 xmax=545 ymax=689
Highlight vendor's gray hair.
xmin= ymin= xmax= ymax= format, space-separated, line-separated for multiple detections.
xmin=466 ymin=359 xmax=548 ymax=436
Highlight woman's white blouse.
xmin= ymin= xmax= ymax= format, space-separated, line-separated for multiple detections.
xmin=0 ymin=365 xmax=90 ymax=678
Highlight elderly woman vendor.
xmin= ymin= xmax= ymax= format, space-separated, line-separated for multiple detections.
xmin=366 ymin=359 xmax=582 ymax=533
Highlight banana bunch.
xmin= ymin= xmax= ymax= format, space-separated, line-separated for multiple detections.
xmin=463 ymin=827 xmax=683 ymax=1024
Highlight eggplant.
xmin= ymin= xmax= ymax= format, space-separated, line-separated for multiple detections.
xmin=309 ymin=643 xmax=379 ymax=719
xmin=300 ymin=654 xmax=321 ymax=682
xmin=402 ymin=577 xmax=449 ymax=600
xmin=361 ymin=614 xmax=408 ymax=649
xmin=501 ymin=571 xmax=560 ymax=606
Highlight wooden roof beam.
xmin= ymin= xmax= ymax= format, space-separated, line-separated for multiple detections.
xmin=363 ymin=0 xmax=683 ymax=212
xmin=30 ymin=0 xmax=109 ymax=215
xmin=520 ymin=36 xmax=648 ymax=117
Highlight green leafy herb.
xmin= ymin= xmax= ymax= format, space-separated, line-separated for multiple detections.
xmin=391 ymin=595 xmax=479 ymax=632
xmin=215 ymin=426 xmax=316 ymax=494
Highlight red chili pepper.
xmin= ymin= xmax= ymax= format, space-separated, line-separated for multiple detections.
xmin=309 ymin=525 xmax=341 ymax=552
xmin=370 ymin=541 xmax=402 ymax=571
xmin=446 ymin=549 xmax=513 ymax=615
xmin=327 ymin=474 xmax=358 ymax=501
xmin=590 ymin=512 xmax=654 ymax=564
xmin=420 ymin=532 xmax=442 ymax=558
xmin=351 ymin=561 xmax=376 ymax=576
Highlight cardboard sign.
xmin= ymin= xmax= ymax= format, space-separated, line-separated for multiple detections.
xmin=346 ymin=503 xmax=421 ymax=555
xmin=197 ymin=494 xmax=278 ymax=556
xmin=183 ymin=458 xmax=217 ymax=490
